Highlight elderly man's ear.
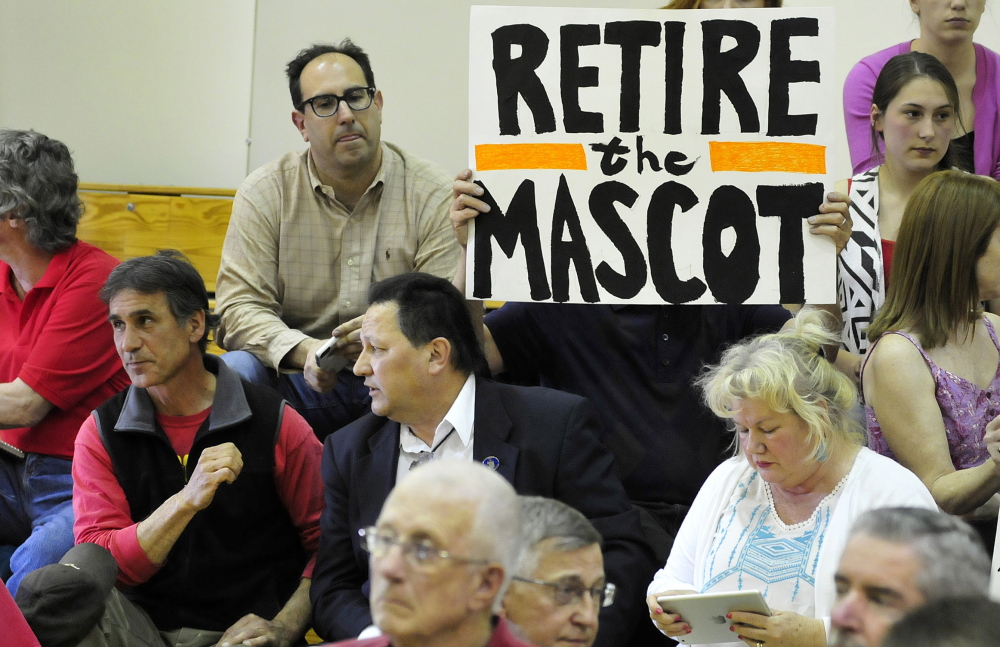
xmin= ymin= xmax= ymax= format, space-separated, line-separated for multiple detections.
xmin=468 ymin=565 xmax=507 ymax=613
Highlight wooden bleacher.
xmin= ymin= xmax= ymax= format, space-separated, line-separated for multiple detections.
xmin=77 ymin=183 xmax=235 ymax=355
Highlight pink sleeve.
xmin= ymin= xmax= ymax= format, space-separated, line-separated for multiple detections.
xmin=72 ymin=415 xmax=162 ymax=588
xmin=843 ymin=57 xmax=881 ymax=175
xmin=273 ymin=404 xmax=324 ymax=578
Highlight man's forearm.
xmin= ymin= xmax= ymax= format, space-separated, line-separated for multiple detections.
xmin=0 ymin=379 xmax=53 ymax=429
xmin=282 ymin=338 xmax=324 ymax=371
xmin=135 ymin=491 xmax=201 ymax=565
xmin=271 ymin=578 xmax=313 ymax=642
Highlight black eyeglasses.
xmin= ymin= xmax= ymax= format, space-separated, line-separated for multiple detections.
xmin=512 ymin=576 xmax=616 ymax=608
xmin=359 ymin=526 xmax=489 ymax=569
xmin=300 ymin=87 xmax=376 ymax=118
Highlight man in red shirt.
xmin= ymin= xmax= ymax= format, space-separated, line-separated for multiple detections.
xmin=0 ymin=129 xmax=129 ymax=595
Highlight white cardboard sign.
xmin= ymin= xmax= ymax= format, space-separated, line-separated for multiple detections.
xmin=467 ymin=6 xmax=836 ymax=305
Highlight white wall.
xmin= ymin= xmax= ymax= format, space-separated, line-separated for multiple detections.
xmin=2 ymin=1 xmax=998 ymax=186
xmin=0 ymin=0 xmax=255 ymax=188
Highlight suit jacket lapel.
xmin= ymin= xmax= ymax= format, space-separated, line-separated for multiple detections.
xmin=356 ymin=418 xmax=401 ymax=526
xmin=471 ymin=378 xmax=519 ymax=483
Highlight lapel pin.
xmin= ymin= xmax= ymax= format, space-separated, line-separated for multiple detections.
xmin=482 ymin=456 xmax=500 ymax=471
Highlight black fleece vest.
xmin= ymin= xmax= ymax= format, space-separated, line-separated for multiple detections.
xmin=94 ymin=380 xmax=306 ymax=632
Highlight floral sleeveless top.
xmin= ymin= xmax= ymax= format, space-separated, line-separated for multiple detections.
xmin=866 ymin=318 xmax=1000 ymax=470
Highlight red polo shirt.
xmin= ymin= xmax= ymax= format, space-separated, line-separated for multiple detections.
xmin=0 ymin=241 xmax=130 ymax=459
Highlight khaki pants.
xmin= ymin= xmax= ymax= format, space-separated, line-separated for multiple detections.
xmin=77 ymin=588 xmax=224 ymax=647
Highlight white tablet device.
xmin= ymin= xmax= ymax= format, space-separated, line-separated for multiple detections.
xmin=657 ymin=590 xmax=771 ymax=645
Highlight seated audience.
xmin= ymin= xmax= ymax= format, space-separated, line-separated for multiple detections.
xmin=862 ymin=170 xmax=1000 ymax=550
xmin=838 ymin=52 xmax=962 ymax=354
xmin=69 ymin=251 xmax=323 ymax=646
xmin=645 ymin=309 xmax=936 ymax=647
xmin=844 ymin=0 xmax=1000 ymax=179
xmin=216 ymin=39 xmax=458 ymax=438
xmin=881 ymin=597 xmax=1000 ymax=647
xmin=831 ymin=507 xmax=990 ymax=647
xmin=503 ymin=496 xmax=608 ymax=647
xmin=326 ymin=459 xmax=531 ymax=647
xmin=310 ymin=272 xmax=656 ymax=647
xmin=0 ymin=129 xmax=129 ymax=594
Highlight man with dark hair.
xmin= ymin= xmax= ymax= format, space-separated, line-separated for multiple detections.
xmin=310 ymin=272 xmax=657 ymax=647
xmin=502 ymin=496 xmax=609 ymax=647
xmin=830 ymin=507 xmax=991 ymax=647
xmin=216 ymin=38 xmax=458 ymax=439
xmin=0 ymin=128 xmax=129 ymax=595
xmin=62 ymin=251 xmax=323 ymax=646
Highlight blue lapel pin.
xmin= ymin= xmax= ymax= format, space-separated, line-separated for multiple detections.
xmin=482 ymin=456 xmax=500 ymax=471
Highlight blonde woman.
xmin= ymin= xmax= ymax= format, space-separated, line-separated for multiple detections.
xmin=646 ymin=309 xmax=934 ymax=647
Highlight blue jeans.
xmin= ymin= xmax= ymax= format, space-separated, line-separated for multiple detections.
xmin=221 ymin=351 xmax=371 ymax=440
xmin=0 ymin=453 xmax=75 ymax=596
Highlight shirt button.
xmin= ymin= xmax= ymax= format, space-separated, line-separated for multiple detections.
xmin=347 ymin=259 xmax=355 ymax=266
xmin=345 ymin=300 xmax=352 ymax=307
xmin=661 ymin=359 xmax=670 ymax=366
xmin=662 ymin=334 xmax=669 ymax=342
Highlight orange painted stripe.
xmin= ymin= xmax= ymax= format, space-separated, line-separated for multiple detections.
xmin=475 ymin=143 xmax=587 ymax=171
xmin=709 ymin=141 xmax=826 ymax=174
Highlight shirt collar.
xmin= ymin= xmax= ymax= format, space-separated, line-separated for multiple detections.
xmin=113 ymin=355 xmax=251 ymax=434
xmin=399 ymin=374 xmax=476 ymax=452
xmin=0 ymin=243 xmax=73 ymax=297
xmin=306 ymin=142 xmax=390 ymax=198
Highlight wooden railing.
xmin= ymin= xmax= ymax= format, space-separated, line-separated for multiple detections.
xmin=77 ymin=183 xmax=235 ymax=294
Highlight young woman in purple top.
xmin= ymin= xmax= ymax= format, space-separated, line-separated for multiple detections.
xmin=862 ymin=170 xmax=1000 ymax=550
xmin=844 ymin=0 xmax=1000 ymax=179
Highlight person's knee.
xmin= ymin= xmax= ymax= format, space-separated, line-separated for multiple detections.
xmin=221 ymin=350 xmax=274 ymax=385
xmin=15 ymin=543 xmax=118 ymax=647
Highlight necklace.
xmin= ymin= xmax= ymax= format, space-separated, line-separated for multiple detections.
xmin=764 ymin=470 xmax=850 ymax=531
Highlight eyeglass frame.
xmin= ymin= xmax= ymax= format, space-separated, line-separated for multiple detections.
xmin=358 ymin=526 xmax=490 ymax=569
xmin=511 ymin=575 xmax=616 ymax=608
xmin=298 ymin=86 xmax=377 ymax=118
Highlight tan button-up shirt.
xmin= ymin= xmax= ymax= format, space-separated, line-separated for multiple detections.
xmin=216 ymin=142 xmax=459 ymax=369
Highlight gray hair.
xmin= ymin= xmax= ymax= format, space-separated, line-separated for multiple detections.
xmin=515 ymin=496 xmax=602 ymax=577
xmin=849 ymin=508 xmax=990 ymax=600
xmin=399 ymin=460 xmax=523 ymax=596
xmin=0 ymin=130 xmax=80 ymax=253
xmin=883 ymin=597 xmax=1000 ymax=647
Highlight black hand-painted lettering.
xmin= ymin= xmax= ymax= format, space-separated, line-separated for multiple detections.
xmin=701 ymin=20 xmax=761 ymax=134
xmin=473 ymin=180 xmax=551 ymax=300
xmin=551 ymin=175 xmax=599 ymax=302
xmin=492 ymin=24 xmax=557 ymax=136
xmin=590 ymin=182 xmax=646 ymax=299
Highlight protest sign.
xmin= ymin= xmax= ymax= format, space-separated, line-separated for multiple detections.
xmin=467 ymin=6 xmax=836 ymax=304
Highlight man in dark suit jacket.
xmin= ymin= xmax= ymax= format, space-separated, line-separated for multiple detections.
xmin=310 ymin=272 xmax=658 ymax=647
